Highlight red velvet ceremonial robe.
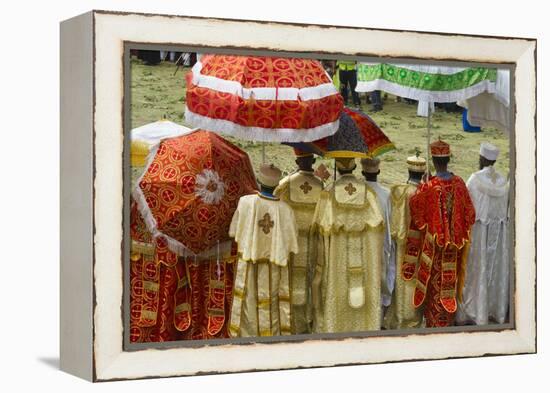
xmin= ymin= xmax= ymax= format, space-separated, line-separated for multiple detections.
xmin=129 ymin=202 xmax=235 ymax=342
xmin=402 ymin=175 xmax=475 ymax=327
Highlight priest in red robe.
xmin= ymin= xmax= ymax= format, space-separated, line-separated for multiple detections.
xmin=402 ymin=139 xmax=476 ymax=327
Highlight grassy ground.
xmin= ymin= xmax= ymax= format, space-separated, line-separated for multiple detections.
xmin=131 ymin=58 xmax=510 ymax=187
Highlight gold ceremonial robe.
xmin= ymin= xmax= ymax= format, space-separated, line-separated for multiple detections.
xmin=228 ymin=193 xmax=299 ymax=337
xmin=274 ymin=170 xmax=323 ymax=334
xmin=312 ymin=174 xmax=385 ymax=333
xmin=383 ymin=183 xmax=424 ymax=329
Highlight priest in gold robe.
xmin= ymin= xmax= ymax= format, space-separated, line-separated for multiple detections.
xmin=228 ymin=164 xmax=299 ymax=337
xmin=312 ymin=157 xmax=385 ymax=333
xmin=383 ymin=153 xmax=426 ymax=329
xmin=274 ymin=149 xmax=323 ymax=334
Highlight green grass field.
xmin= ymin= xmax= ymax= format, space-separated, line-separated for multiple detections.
xmin=131 ymin=58 xmax=510 ymax=187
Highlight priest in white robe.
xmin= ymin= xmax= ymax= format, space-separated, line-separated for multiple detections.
xmin=228 ymin=163 xmax=299 ymax=337
xmin=457 ymin=142 xmax=510 ymax=325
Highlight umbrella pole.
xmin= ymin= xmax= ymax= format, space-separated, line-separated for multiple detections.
xmin=262 ymin=144 xmax=266 ymax=164
xmin=426 ymin=102 xmax=432 ymax=176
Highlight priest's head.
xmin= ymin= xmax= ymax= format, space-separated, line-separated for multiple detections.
xmin=360 ymin=156 xmax=380 ymax=181
xmin=258 ymin=163 xmax=283 ymax=194
xmin=430 ymin=138 xmax=451 ymax=173
xmin=293 ymin=148 xmax=316 ymax=172
xmin=335 ymin=157 xmax=357 ymax=175
xmin=406 ymin=151 xmax=427 ymax=183
xmin=479 ymin=142 xmax=499 ymax=170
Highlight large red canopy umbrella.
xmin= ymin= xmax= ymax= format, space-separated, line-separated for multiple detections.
xmin=132 ymin=130 xmax=258 ymax=255
xmin=185 ymin=54 xmax=344 ymax=143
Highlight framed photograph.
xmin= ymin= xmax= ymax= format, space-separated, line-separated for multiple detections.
xmin=60 ymin=10 xmax=536 ymax=382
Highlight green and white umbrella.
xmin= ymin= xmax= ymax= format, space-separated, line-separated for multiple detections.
xmin=356 ymin=63 xmax=497 ymax=103
xmin=356 ymin=63 xmax=499 ymax=166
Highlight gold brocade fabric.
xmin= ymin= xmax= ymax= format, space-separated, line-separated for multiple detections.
xmin=274 ymin=171 xmax=323 ymax=334
xmin=311 ymin=175 xmax=385 ymax=333
xmin=229 ymin=193 xmax=299 ymax=267
xmin=383 ymin=184 xmax=423 ymax=329
xmin=228 ymin=193 xmax=298 ymax=337
xmin=229 ymin=259 xmax=291 ymax=337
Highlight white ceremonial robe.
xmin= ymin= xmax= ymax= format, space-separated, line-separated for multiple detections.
xmin=228 ymin=193 xmax=299 ymax=337
xmin=365 ymin=181 xmax=395 ymax=307
xmin=457 ymin=166 xmax=509 ymax=325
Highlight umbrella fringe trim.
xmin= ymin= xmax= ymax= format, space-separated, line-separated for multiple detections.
xmin=369 ymin=143 xmax=397 ymax=158
xmin=355 ymin=79 xmax=496 ymax=103
xmin=185 ymin=107 xmax=340 ymax=143
xmin=191 ymin=60 xmax=339 ymax=101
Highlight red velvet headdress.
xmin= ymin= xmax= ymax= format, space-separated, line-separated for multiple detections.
xmin=430 ymin=138 xmax=451 ymax=157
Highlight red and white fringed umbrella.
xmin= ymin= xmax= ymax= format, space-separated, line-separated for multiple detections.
xmin=132 ymin=130 xmax=258 ymax=256
xmin=185 ymin=54 xmax=344 ymax=143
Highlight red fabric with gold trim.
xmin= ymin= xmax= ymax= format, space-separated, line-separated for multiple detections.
xmin=180 ymin=257 xmax=236 ymax=340
xmin=409 ymin=175 xmax=475 ymax=249
xmin=401 ymin=224 xmax=423 ymax=281
xmin=406 ymin=175 xmax=475 ymax=325
xmin=185 ymin=55 xmax=343 ymax=142
xmin=198 ymin=55 xmax=332 ymax=88
xmin=130 ymin=201 xmax=237 ymax=342
xmin=130 ymin=199 xmax=152 ymax=243
xmin=130 ymin=252 xmax=180 ymax=342
xmin=423 ymin=246 xmax=461 ymax=327
xmin=430 ymin=139 xmax=451 ymax=157
xmin=206 ymin=259 xmax=228 ymax=336
xmin=173 ymin=260 xmax=192 ymax=332
xmin=412 ymin=233 xmax=435 ymax=308
xmin=130 ymin=253 xmax=236 ymax=342
xmin=138 ymin=130 xmax=258 ymax=254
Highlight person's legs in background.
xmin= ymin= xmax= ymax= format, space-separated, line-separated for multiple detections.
xmin=348 ymin=70 xmax=361 ymax=108
xmin=370 ymin=90 xmax=383 ymax=111
xmin=339 ymin=69 xmax=350 ymax=105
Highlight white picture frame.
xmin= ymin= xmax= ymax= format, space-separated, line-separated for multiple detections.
xmin=60 ymin=10 xmax=536 ymax=382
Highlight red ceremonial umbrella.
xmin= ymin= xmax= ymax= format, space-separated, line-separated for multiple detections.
xmin=132 ymin=130 xmax=258 ymax=255
xmin=185 ymin=54 xmax=344 ymax=143
xmin=285 ymin=107 xmax=396 ymax=158
xmin=343 ymin=107 xmax=396 ymax=157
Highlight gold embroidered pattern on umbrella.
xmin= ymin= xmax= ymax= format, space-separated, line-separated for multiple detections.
xmin=185 ymin=54 xmax=344 ymax=142
xmin=133 ymin=130 xmax=258 ymax=255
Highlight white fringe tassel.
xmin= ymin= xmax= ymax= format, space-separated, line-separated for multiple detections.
xmin=184 ymin=107 xmax=340 ymax=143
xmin=355 ymin=79 xmax=496 ymax=103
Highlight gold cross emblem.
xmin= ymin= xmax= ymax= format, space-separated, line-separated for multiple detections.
xmin=344 ymin=182 xmax=357 ymax=195
xmin=300 ymin=181 xmax=313 ymax=194
xmin=258 ymin=213 xmax=274 ymax=235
